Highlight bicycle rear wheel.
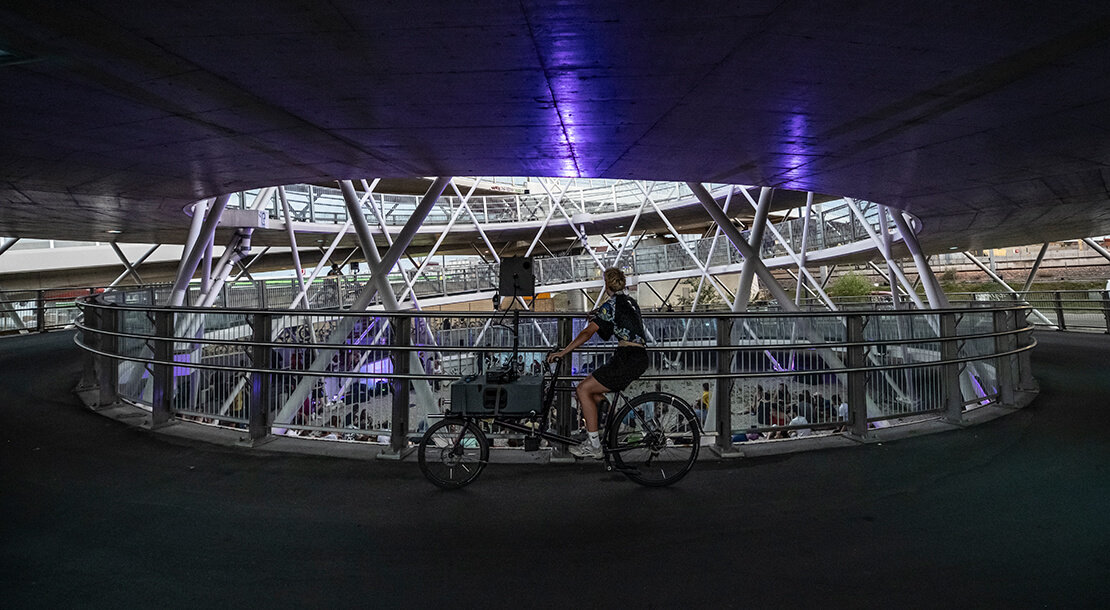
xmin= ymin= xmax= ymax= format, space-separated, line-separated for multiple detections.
xmin=418 ymin=418 xmax=489 ymax=489
xmin=608 ymin=392 xmax=699 ymax=487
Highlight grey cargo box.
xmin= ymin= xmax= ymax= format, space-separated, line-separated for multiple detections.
xmin=451 ymin=373 xmax=544 ymax=416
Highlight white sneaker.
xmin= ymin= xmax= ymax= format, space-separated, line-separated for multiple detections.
xmin=569 ymin=441 xmax=603 ymax=459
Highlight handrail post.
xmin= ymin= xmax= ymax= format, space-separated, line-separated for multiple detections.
xmin=845 ymin=314 xmax=869 ymax=439
xmin=151 ymin=309 xmax=174 ymax=428
xmin=35 ymin=290 xmax=45 ymax=332
xmin=380 ymin=315 xmax=414 ymax=460
xmin=1101 ymin=291 xmax=1110 ymax=334
xmin=1053 ymin=291 xmax=1066 ymax=330
xmin=713 ymin=316 xmax=738 ymax=456
xmin=940 ymin=312 xmax=964 ymax=424
xmin=249 ymin=312 xmax=273 ymax=442
xmin=994 ymin=309 xmax=1015 ymax=407
xmin=551 ymin=315 xmax=575 ymax=462
xmin=1016 ymin=307 xmax=1036 ymax=391
xmin=76 ymin=303 xmax=102 ymax=398
xmin=95 ymin=304 xmax=120 ymax=408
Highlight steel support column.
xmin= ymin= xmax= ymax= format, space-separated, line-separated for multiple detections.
xmin=794 ymin=192 xmax=814 ymax=305
xmin=735 ymin=187 xmax=772 ymax=312
xmin=1021 ymin=243 xmax=1050 ymax=294
xmin=274 ymin=178 xmax=451 ymax=429
xmin=890 ymin=208 xmax=948 ymax=308
xmin=381 ymin=315 xmax=414 ymax=460
xmin=961 ymin=251 xmax=1056 ymax=326
xmin=278 ymin=186 xmax=312 ymax=309
xmin=845 ymin=199 xmax=925 ymax=309
xmin=876 ymin=208 xmax=904 ymax=309
xmin=688 ymin=183 xmax=798 ymax=310
xmin=170 ymin=195 xmax=231 ymax=306
xmin=1082 ymin=237 xmax=1110 ymax=263
xmin=177 ymin=200 xmax=208 ymax=278
xmin=107 ymin=244 xmax=160 ymax=288
xmin=690 ymin=182 xmax=856 ymax=397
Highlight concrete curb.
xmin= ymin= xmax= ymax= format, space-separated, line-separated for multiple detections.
xmin=77 ymin=387 xmax=1039 ymax=465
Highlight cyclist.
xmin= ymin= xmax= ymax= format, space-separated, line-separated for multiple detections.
xmin=547 ymin=267 xmax=648 ymax=459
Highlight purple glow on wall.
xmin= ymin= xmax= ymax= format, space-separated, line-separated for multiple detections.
xmin=970 ymin=374 xmax=992 ymax=406
xmin=173 ymin=353 xmax=192 ymax=377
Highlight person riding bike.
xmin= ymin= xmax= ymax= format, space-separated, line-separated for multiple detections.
xmin=547 ymin=267 xmax=648 ymax=459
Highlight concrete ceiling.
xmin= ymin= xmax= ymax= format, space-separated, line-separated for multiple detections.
xmin=2 ymin=1 xmax=1110 ymax=253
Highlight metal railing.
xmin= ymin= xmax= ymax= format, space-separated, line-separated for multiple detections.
xmin=74 ymin=291 xmax=1036 ymax=457
xmin=947 ymin=290 xmax=1110 ymax=333
xmin=121 ymin=197 xmax=901 ymax=311
xmin=233 ymin=180 xmax=739 ymax=226
xmin=228 ymin=181 xmax=894 ymax=248
xmin=0 ymin=287 xmax=101 ymax=335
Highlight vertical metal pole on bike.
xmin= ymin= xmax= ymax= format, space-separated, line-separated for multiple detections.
xmin=551 ymin=315 xmax=575 ymax=462
xmin=380 ymin=314 xmax=414 ymax=460
xmin=713 ymin=316 xmax=739 ymax=457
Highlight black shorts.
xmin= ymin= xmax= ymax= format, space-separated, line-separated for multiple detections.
xmin=591 ymin=345 xmax=649 ymax=391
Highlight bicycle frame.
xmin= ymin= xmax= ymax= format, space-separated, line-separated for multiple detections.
xmin=491 ymin=393 xmax=623 ymax=449
xmin=443 ymin=357 xmax=624 ymax=454
xmin=421 ymin=358 xmax=700 ymax=488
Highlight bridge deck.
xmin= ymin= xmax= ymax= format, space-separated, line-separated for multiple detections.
xmin=0 ymin=331 xmax=1106 ymax=606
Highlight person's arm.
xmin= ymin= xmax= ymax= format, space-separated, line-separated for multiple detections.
xmin=548 ymin=321 xmax=599 ymax=362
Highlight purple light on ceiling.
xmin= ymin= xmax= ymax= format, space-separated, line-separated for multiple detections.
xmin=540 ymin=33 xmax=589 ymax=178
xmin=779 ymin=111 xmax=813 ymax=188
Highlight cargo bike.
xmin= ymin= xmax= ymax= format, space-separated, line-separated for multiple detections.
xmin=417 ymin=352 xmax=701 ymax=489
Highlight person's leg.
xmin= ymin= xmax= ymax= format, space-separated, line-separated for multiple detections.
xmin=575 ymin=375 xmax=610 ymax=432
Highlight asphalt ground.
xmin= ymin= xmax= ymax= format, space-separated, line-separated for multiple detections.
xmin=1 ymin=330 xmax=1108 ymax=608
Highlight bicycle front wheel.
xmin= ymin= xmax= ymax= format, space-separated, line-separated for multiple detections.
xmin=418 ymin=418 xmax=489 ymax=489
xmin=608 ymin=392 xmax=699 ymax=487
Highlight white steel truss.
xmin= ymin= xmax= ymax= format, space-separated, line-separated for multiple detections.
xmin=158 ymin=176 xmax=977 ymax=437
xmin=961 ymin=250 xmax=1056 ymax=327
xmin=107 ymin=243 xmax=160 ymax=288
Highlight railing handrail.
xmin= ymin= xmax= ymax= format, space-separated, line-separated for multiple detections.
xmin=76 ymin=291 xmax=1034 ymax=319
xmin=73 ymin=292 xmax=1038 ymax=454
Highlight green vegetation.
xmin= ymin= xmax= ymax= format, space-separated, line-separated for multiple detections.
xmin=675 ymin=277 xmax=723 ymax=309
xmin=826 ymin=272 xmax=875 ymax=297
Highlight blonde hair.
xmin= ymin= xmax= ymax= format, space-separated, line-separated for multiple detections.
xmin=603 ymin=267 xmax=626 ymax=293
